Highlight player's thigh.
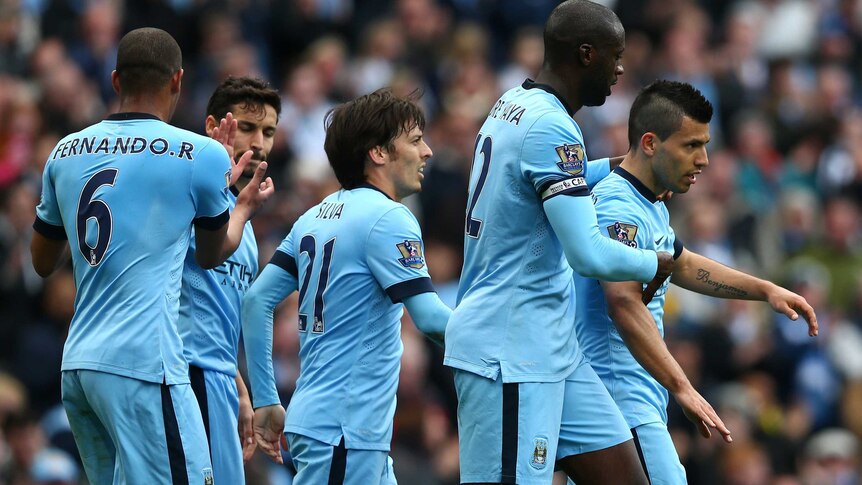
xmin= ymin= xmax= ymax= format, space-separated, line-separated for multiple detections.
xmin=556 ymin=362 xmax=645 ymax=485
xmin=454 ymin=369 xmax=564 ymax=485
xmin=632 ymin=422 xmax=687 ymax=485
xmin=61 ymin=370 xmax=116 ymax=485
xmin=288 ymin=433 xmax=392 ymax=485
xmin=191 ymin=367 xmax=244 ymax=485
xmin=556 ymin=360 xmax=632 ymax=459
xmin=76 ymin=370 xmax=213 ymax=485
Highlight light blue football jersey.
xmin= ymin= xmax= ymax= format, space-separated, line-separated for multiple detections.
xmin=445 ymin=80 xmax=653 ymax=383
xmin=34 ymin=113 xmax=232 ymax=385
xmin=574 ymin=167 xmax=684 ymax=428
xmin=178 ymin=188 xmax=258 ymax=376
xmin=244 ymin=184 xmax=434 ymax=451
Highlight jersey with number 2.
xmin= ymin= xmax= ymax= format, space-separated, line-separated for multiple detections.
xmin=445 ymin=80 xmax=593 ymax=383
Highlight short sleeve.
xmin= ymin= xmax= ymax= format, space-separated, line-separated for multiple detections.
xmin=521 ymin=112 xmax=590 ymax=201
xmin=366 ymin=207 xmax=434 ymax=303
xmin=594 ymin=193 xmax=652 ymax=250
xmin=190 ymin=140 xmax=231 ymax=230
xmin=33 ymin=158 xmax=67 ymax=240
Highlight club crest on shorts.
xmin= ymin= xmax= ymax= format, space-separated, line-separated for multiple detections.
xmin=396 ymin=240 xmax=425 ymax=269
xmin=203 ymin=467 xmax=214 ymax=485
xmin=555 ymin=143 xmax=585 ymax=176
xmin=608 ymin=221 xmax=638 ymax=248
xmin=531 ymin=437 xmax=549 ymax=469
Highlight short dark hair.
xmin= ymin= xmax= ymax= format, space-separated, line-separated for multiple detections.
xmin=627 ymin=80 xmax=714 ymax=148
xmin=115 ymin=28 xmax=182 ymax=95
xmin=324 ymin=88 xmax=425 ymax=189
xmin=206 ymin=76 xmax=282 ymax=121
xmin=543 ymin=0 xmax=621 ymax=68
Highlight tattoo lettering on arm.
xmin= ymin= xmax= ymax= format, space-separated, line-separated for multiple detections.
xmin=696 ymin=269 xmax=748 ymax=297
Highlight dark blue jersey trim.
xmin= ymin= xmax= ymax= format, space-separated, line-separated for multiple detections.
xmin=673 ymin=237 xmax=684 ymax=260
xmin=522 ymin=79 xmax=574 ymax=117
xmin=33 ymin=217 xmax=67 ymax=240
xmin=355 ymin=183 xmax=393 ymax=201
xmin=193 ymin=208 xmax=229 ymax=231
xmin=614 ymin=167 xmax=658 ymax=203
xmin=105 ymin=112 xmax=161 ymax=121
xmin=269 ymin=250 xmax=298 ymax=278
xmin=385 ymin=277 xmax=434 ymax=303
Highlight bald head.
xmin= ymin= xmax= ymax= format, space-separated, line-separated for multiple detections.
xmin=543 ymin=0 xmax=622 ymax=69
xmin=115 ymin=28 xmax=182 ymax=95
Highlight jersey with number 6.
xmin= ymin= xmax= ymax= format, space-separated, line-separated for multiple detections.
xmin=33 ymin=113 xmax=232 ymax=385
xmin=444 ymin=80 xmax=594 ymax=383
xmin=268 ymin=184 xmax=434 ymax=450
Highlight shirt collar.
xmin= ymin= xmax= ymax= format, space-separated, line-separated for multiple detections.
xmin=105 ymin=112 xmax=161 ymax=121
xmin=355 ymin=182 xmax=393 ymax=201
xmin=614 ymin=166 xmax=658 ymax=203
xmin=521 ymin=79 xmax=574 ymax=117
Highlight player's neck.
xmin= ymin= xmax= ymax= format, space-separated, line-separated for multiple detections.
xmin=117 ymin=95 xmax=173 ymax=122
xmin=534 ymin=70 xmax=582 ymax=114
xmin=363 ymin=173 xmax=400 ymax=202
xmin=619 ymin=155 xmax=662 ymax=197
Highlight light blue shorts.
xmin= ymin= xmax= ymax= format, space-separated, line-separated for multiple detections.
xmin=454 ymin=369 xmax=564 ymax=485
xmin=566 ymin=421 xmax=686 ymax=485
xmin=556 ymin=358 xmax=632 ymax=459
xmin=286 ymin=432 xmax=396 ymax=485
xmin=190 ymin=366 xmax=243 ymax=485
xmin=62 ymin=369 xmax=212 ymax=485
xmin=631 ymin=421 xmax=686 ymax=484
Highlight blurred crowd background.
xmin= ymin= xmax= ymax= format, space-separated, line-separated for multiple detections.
xmin=0 ymin=0 xmax=861 ymax=484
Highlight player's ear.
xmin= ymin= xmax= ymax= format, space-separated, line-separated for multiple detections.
xmin=640 ymin=132 xmax=657 ymax=156
xmin=111 ymin=70 xmax=120 ymax=95
xmin=170 ymin=68 xmax=183 ymax=94
xmin=204 ymin=115 xmax=217 ymax=137
xmin=367 ymin=145 xmax=387 ymax=166
xmin=578 ymin=44 xmax=593 ymax=66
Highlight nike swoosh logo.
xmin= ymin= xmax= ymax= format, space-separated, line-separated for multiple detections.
xmin=655 ymin=236 xmax=666 ymax=245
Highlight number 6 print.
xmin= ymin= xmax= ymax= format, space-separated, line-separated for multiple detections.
xmin=76 ymin=168 xmax=118 ymax=266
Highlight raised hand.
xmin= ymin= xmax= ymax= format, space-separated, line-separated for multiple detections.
xmin=210 ymin=112 xmax=252 ymax=187
xmin=235 ymin=161 xmax=275 ymax=220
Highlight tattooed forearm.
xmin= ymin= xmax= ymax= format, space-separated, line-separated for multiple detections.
xmin=696 ymin=269 xmax=748 ymax=297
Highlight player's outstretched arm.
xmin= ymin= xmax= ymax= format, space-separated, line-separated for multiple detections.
xmin=543 ymin=195 xmax=673 ymax=284
xmin=601 ymin=280 xmax=733 ymax=443
xmin=236 ymin=372 xmax=256 ymax=462
xmin=403 ymin=292 xmax=451 ymax=346
xmin=30 ymin=233 xmax=69 ymax=277
xmin=672 ymin=249 xmax=818 ymax=336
